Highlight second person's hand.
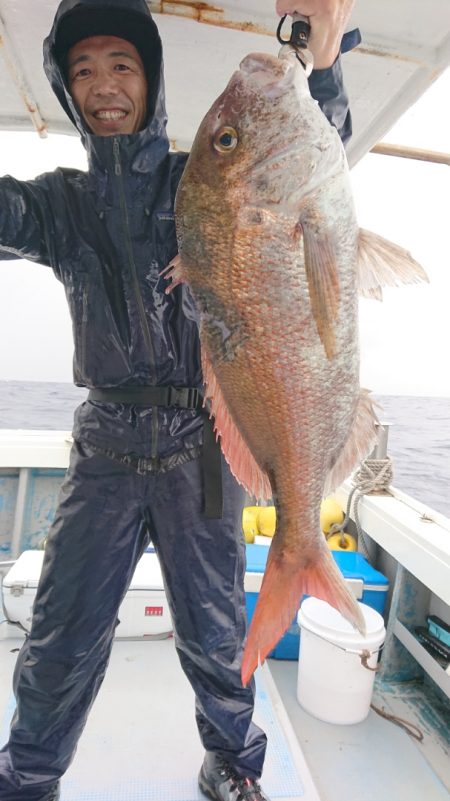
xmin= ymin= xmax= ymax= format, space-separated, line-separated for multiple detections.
xmin=275 ymin=0 xmax=355 ymax=69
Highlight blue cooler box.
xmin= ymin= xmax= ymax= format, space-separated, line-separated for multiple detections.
xmin=244 ymin=544 xmax=389 ymax=660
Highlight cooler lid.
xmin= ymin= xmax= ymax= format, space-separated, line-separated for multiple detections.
xmin=246 ymin=545 xmax=389 ymax=589
xmin=128 ymin=550 xmax=164 ymax=591
xmin=2 ymin=550 xmax=44 ymax=589
xmin=332 ymin=551 xmax=389 ymax=587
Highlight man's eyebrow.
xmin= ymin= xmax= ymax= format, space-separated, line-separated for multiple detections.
xmin=68 ymin=50 xmax=139 ymax=70
xmin=108 ymin=50 xmax=139 ymax=62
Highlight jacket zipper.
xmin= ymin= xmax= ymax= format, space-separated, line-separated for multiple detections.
xmin=112 ymin=138 xmax=156 ymax=369
xmin=80 ymin=286 xmax=88 ymax=374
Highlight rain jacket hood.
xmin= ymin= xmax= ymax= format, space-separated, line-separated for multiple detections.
xmin=43 ymin=0 xmax=169 ymax=166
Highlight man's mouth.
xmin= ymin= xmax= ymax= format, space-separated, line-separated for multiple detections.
xmin=93 ymin=109 xmax=128 ymax=121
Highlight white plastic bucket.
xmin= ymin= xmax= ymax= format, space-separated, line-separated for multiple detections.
xmin=297 ymin=598 xmax=386 ymax=724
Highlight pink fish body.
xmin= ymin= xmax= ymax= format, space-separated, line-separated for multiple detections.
xmin=165 ymin=50 xmax=427 ymax=684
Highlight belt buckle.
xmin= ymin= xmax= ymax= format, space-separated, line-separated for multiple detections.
xmin=167 ymin=387 xmax=200 ymax=409
xmin=167 ymin=386 xmax=181 ymax=408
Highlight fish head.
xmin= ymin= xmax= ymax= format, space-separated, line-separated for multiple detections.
xmin=176 ymin=49 xmax=342 ymax=241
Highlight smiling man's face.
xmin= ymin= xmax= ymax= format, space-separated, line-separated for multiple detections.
xmin=67 ymin=35 xmax=147 ymax=136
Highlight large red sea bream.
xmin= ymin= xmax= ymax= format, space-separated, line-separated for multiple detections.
xmin=164 ymin=49 xmax=427 ymax=685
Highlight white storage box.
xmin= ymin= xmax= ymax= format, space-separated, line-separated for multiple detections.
xmin=1 ymin=548 xmax=172 ymax=639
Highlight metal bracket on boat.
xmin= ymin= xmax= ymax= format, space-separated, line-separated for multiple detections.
xmin=277 ymin=12 xmax=314 ymax=75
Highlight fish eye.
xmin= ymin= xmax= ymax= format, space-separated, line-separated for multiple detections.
xmin=213 ymin=126 xmax=238 ymax=154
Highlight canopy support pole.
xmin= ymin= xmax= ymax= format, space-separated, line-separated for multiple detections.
xmin=0 ymin=13 xmax=48 ymax=138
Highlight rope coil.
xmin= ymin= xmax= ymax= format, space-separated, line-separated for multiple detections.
xmin=328 ymin=456 xmax=394 ymax=556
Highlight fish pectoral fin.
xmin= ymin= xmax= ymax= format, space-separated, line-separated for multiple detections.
xmin=241 ymin=541 xmax=365 ymax=686
xmin=302 ymin=225 xmax=340 ymax=360
xmin=160 ymin=253 xmax=185 ymax=293
xmin=324 ymin=389 xmax=379 ymax=497
xmin=202 ymin=349 xmax=272 ymax=502
xmin=357 ymin=228 xmax=429 ymax=300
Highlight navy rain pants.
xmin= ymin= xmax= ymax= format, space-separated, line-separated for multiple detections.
xmin=0 ymin=441 xmax=267 ymax=800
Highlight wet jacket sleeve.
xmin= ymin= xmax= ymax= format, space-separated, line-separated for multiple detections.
xmin=0 ymin=174 xmax=56 ymax=268
xmin=308 ymin=28 xmax=361 ymax=147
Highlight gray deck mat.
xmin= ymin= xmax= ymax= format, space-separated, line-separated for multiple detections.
xmin=0 ymin=638 xmax=320 ymax=801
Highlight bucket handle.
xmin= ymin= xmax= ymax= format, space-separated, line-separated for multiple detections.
xmin=344 ymin=646 xmax=383 ymax=670
xmin=360 ymin=648 xmax=380 ymax=671
xmin=305 ymin=628 xmax=384 ymax=669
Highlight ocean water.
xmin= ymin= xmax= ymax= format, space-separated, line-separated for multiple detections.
xmin=0 ymin=381 xmax=449 ymax=518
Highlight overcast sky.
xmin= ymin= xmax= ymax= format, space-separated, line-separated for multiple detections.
xmin=0 ymin=69 xmax=448 ymax=397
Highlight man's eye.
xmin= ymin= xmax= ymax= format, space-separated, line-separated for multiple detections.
xmin=73 ymin=68 xmax=91 ymax=80
xmin=115 ymin=63 xmax=131 ymax=72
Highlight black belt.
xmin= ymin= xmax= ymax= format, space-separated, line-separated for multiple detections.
xmin=88 ymin=385 xmax=203 ymax=409
xmin=88 ymin=386 xmax=223 ymax=518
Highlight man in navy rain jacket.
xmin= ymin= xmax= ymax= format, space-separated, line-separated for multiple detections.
xmin=0 ymin=1 xmax=357 ymax=799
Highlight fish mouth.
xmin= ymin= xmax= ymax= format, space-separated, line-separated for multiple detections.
xmin=239 ymin=52 xmax=297 ymax=98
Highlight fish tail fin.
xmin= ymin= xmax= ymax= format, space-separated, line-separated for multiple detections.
xmin=357 ymin=228 xmax=429 ymax=300
xmin=241 ymin=542 xmax=364 ymax=686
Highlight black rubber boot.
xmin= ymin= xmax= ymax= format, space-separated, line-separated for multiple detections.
xmin=198 ymin=753 xmax=270 ymax=801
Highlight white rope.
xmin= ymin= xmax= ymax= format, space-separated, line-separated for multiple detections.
xmin=329 ymin=457 xmax=394 ymax=557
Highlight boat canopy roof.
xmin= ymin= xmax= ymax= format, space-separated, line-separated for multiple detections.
xmin=0 ymin=0 xmax=449 ymax=165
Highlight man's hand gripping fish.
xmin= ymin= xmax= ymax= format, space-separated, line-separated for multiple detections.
xmin=163 ymin=48 xmax=428 ymax=686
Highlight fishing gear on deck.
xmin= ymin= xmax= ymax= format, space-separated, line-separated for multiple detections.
xmin=276 ymin=12 xmax=314 ymax=75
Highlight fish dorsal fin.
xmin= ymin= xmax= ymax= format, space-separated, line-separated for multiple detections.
xmin=302 ymin=224 xmax=340 ymax=359
xmin=202 ymin=349 xmax=272 ymax=502
xmin=357 ymin=228 xmax=429 ymax=300
xmin=323 ymin=388 xmax=379 ymax=497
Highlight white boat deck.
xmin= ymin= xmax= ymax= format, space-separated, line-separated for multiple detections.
xmin=0 ymin=636 xmax=449 ymax=801
xmin=0 ymin=636 xmax=318 ymax=801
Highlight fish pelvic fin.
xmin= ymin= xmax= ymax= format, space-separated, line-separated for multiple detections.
xmin=160 ymin=253 xmax=185 ymax=292
xmin=241 ymin=540 xmax=365 ymax=686
xmin=357 ymin=228 xmax=429 ymax=300
xmin=202 ymin=349 xmax=272 ymax=502
xmin=324 ymin=389 xmax=379 ymax=497
xmin=302 ymin=224 xmax=340 ymax=360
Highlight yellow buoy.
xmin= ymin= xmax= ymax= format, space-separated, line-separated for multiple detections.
xmin=320 ymin=497 xmax=344 ymax=534
xmin=257 ymin=506 xmax=276 ymax=537
xmin=242 ymin=506 xmax=260 ymax=543
xmin=326 ymin=532 xmax=357 ymax=551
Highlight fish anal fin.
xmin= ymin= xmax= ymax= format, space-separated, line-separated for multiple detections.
xmin=302 ymin=224 xmax=340 ymax=360
xmin=241 ymin=542 xmax=365 ymax=686
xmin=202 ymin=349 xmax=272 ymax=502
xmin=357 ymin=228 xmax=429 ymax=300
xmin=324 ymin=389 xmax=379 ymax=497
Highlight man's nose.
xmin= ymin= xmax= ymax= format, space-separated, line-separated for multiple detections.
xmin=92 ymin=70 xmax=120 ymax=96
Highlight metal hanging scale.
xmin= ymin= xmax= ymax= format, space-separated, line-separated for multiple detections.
xmin=277 ymin=12 xmax=314 ymax=75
